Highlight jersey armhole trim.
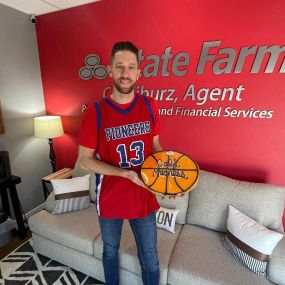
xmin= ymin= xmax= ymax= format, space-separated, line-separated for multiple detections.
xmin=95 ymin=101 xmax=102 ymax=133
xmin=142 ymin=95 xmax=155 ymax=125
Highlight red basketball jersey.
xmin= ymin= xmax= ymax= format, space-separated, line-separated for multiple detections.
xmin=78 ymin=94 xmax=160 ymax=218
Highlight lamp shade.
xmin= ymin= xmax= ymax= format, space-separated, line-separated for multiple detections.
xmin=34 ymin=116 xmax=64 ymax=139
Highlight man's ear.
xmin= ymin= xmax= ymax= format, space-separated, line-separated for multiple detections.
xmin=107 ymin=65 xmax=112 ymax=78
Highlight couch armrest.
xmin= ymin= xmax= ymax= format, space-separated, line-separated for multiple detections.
xmin=268 ymin=236 xmax=285 ymax=285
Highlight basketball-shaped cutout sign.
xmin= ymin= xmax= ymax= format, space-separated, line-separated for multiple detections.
xmin=140 ymin=150 xmax=199 ymax=196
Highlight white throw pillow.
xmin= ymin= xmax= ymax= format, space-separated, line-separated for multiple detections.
xmin=72 ymin=160 xmax=96 ymax=202
xmin=223 ymin=205 xmax=283 ymax=277
xmin=156 ymin=207 xmax=179 ymax=233
xmin=51 ymin=174 xmax=91 ymax=214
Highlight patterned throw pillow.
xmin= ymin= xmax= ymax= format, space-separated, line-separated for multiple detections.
xmin=51 ymin=174 xmax=91 ymax=214
xmin=156 ymin=207 xmax=179 ymax=233
xmin=223 ymin=205 xmax=283 ymax=277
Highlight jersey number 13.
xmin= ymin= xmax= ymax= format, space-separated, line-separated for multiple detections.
xmin=116 ymin=141 xmax=144 ymax=168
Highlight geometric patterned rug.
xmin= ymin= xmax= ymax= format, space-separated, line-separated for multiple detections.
xmin=0 ymin=239 xmax=105 ymax=284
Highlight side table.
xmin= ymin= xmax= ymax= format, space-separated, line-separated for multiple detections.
xmin=0 ymin=175 xmax=27 ymax=239
xmin=42 ymin=168 xmax=73 ymax=199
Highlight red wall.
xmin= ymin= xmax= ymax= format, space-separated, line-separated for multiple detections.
xmin=36 ymin=0 xmax=285 ymax=223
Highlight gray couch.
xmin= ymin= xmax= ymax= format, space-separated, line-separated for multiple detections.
xmin=28 ymin=170 xmax=285 ymax=285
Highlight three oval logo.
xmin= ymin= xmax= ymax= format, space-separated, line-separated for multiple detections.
xmin=79 ymin=54 xmax=108 ymax=80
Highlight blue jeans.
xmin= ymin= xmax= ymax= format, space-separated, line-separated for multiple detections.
xmin=98 ymin=211 xmax=159 ymax=285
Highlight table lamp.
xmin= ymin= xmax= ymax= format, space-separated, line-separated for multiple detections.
xmin=34 ymin=116 xmax=64 ymax=172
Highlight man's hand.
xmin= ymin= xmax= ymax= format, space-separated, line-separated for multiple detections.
xmin=126 ymin=170 xmax=146 ymax=188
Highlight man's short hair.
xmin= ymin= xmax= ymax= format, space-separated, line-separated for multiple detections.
xmin=111 ymin=41 xmax=139 ymax=65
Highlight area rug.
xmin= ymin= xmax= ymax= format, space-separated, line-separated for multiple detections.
xmin=0 ymin=239 xmax=104 ymax=284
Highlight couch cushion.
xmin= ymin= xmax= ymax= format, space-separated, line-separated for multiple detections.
xmin=168 ymin=224 xmax=273 ymax=285
xmin=156 ymin=192 xmax=190 ymax=224
xmin=45 ymin=192 xmax=56 ymax=213
xmin=28 ymin=205 xmax=100 ymax=255
xmin=187 ymin=170 xmax=285 ymax=233
xmin=93 ymin=220 xmax=182 ymax=284
xmin=267 ymin=237 xmax=285 ymax=285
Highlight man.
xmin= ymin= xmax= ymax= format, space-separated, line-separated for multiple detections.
xmin=77 ymin=41 xmax=162 ymax=285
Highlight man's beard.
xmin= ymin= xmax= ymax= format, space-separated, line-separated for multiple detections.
xmin=113 ymin=78 xmax=137 ymax=94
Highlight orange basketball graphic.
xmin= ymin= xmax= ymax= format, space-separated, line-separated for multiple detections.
xmin=140 ymin=150 xmax=199 ymax=196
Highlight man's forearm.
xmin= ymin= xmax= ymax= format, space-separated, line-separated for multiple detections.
xmin=153 ymin=135 xmax=163 ymax=153
xmin=78 ymin=156 xmax=146 ymax=188
xmin=153 ymin=144 xmax=163 ymax=152
xmin=79 ymin=156 xmax=129 ymax=178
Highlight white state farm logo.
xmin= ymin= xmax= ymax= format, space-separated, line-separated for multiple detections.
xmin=79 ymin=54 xmax=108 ymax=80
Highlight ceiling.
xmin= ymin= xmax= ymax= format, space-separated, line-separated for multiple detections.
xmin=0 ymin=0 xmax=100 ymax=15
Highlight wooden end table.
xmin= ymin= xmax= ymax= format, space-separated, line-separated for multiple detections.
xmin=41 ymin=168 xmax=73 ymax=199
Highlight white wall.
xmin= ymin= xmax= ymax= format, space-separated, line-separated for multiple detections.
xmin=0 ymin=4 xmax=51 ymax=213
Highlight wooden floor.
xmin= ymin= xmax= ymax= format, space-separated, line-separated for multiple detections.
xmin=0 ymin=229 xmax=32 ymax=260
